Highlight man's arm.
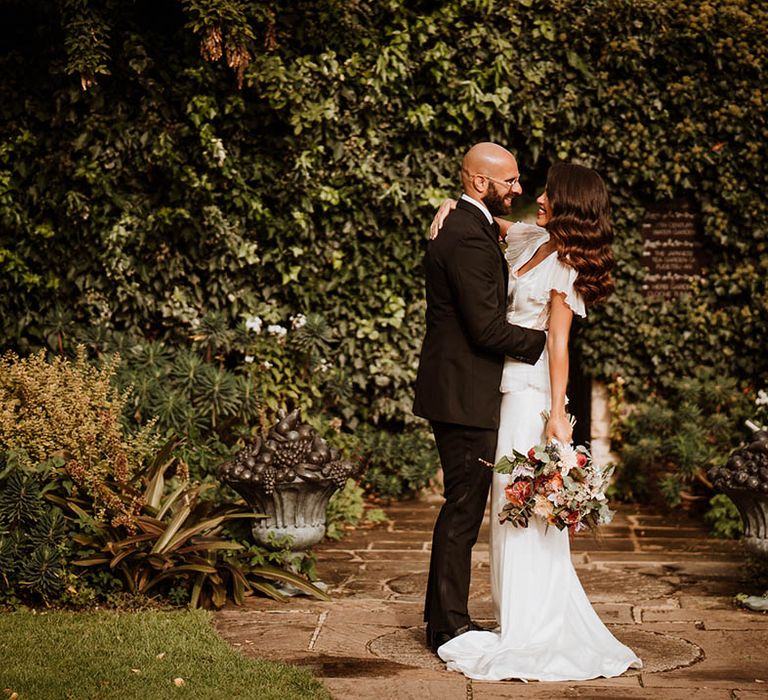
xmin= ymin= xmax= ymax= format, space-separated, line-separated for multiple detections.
xmin=450 ymin=234 xmax=546 ymax=365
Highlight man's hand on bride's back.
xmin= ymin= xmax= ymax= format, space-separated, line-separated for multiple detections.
xmin=429 ymin=198 xmax=458 ymax=239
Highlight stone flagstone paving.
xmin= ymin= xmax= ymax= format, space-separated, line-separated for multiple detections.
xmin=214 ymin=496 xmax=768 ymax=699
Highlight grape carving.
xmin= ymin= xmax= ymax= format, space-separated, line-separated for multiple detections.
xmin=218 ymin=409 xmax=357 ymax=494
xmin=709 ymin=429 xmax=768 ymax=495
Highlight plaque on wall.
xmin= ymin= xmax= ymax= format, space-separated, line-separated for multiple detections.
xmin=641 ymin=198 xmax=706 ymax=298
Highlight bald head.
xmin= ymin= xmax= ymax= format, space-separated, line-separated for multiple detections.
xmin=462 ymin=143 xmax=516 ymax=179
xmin=461 ymin=142 xmax=522 ymax=216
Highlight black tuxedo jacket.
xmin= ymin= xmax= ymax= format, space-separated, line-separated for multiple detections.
xmin=413 ymin=199 xmax=546 ymax=429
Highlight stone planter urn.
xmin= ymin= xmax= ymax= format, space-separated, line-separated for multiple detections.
xmin=710 ymin=423 xmax=768 ymax=610
xmin=721 ymin=488 xmax=768 ymax=559
xmin=218 ymin=410 xmax=357 ymax=552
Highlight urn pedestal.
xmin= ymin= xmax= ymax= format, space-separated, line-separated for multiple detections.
xmin=713 ymin=424 xmax=768 ymax=611
xmin=723 ymin=487 xmax=768 ymax=559
xmin=230 ymin=478 xmax=339 ymax=550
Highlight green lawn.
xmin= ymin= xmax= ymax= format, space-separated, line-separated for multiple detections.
xmin=0 ymin=609 xmax=330 ymax=700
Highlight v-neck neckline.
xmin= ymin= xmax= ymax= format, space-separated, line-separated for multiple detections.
xmin=513 ymin=239 xmax=556 ymax=279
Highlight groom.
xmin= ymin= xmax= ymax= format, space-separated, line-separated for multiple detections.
xmin=413 ymin=142 xmax=546 ymax=652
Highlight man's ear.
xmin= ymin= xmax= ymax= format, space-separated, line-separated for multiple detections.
xmin=472 ymin=175 xmax=487 ymax=196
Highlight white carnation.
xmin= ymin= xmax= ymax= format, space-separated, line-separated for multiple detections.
xmin=291 ymin=313 xmax=307 ymax=330
xmin=245 ymin=316 xmax=263 ymax=333
xmin=267 ymin=324 xmax=288 ymax=338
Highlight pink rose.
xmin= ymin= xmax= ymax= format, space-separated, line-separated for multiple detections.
xmin=576 ymin=453 xmax=588 ymax=468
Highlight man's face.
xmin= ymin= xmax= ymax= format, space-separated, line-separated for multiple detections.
xmin=481 ymin=158 xmax=522 ymax=216
xmin=483 ymin=185 xmax=512 ymax=217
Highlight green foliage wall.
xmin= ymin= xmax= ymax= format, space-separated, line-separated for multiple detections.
xmin=1 ymin=0 xmax=766 ymax=443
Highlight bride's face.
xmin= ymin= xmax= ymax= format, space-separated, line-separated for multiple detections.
xmin=536 ymin=191 xmax=552 ymax=227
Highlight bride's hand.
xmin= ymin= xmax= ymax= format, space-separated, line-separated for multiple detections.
xmin=429 ymin=198 xmax=457 ymax=239
xmin=545 ymin=414 xmax=573 ymax=445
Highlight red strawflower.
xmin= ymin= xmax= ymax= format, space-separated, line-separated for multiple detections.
xmin=505 ymin=480 xmax=533 ymax=507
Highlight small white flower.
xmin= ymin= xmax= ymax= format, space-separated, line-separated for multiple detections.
xmin=245 ymin=316 xmax=263 ymax=333
xmin=244 ymin=355 xmax=255 ymax=363
xmin=290 ymin=313 xmax=307 ymax=330
xmin=318 ymin=359 xmax=332 ymax=373
xmin=261 ymin=360 xmax=273 ymax=369
xmin=211 ymin=137 xmax=226 ymax=166
xmin=756 ymin=389 xmax=768 ymax=406
xmin=267 ymin=324 xmax=288 ymax=338
xmin=511 ymin=463 xmax=535 ymax=481
xmin=557 ymin=444 xmax=578 ymax=475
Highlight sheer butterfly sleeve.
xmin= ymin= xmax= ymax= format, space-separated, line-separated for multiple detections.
xmin=542 ymin=258 xmax=587 ymax=318
xmin=503 ymin=221 xmax=549 ymax=267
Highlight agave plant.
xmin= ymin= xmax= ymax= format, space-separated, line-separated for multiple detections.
xmin=56 ymin=442 xmax=328 ymax=608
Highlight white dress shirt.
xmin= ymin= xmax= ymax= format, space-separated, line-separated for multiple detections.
xmin=460 ymin=193 xmax=494 ymax=224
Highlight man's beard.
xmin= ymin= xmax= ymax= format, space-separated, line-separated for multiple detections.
xmin=483 ymin=187 xmax=512 ymax=217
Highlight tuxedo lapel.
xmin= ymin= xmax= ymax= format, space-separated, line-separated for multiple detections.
xmin=455 ymin=200 xmax=506 ymax=258
xmin=454 ymin=199 xmax=509 ymax=298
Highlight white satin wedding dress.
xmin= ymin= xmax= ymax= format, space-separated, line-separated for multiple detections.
xmin=438 ymin=223 xmax=642 ymax=682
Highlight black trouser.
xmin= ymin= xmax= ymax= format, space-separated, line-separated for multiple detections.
xmin=424 ymin=420 xmax=496 ymax=633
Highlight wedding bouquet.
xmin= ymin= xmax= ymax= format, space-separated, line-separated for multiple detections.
xmin=493 ymin=433 xmax=615 ymax=535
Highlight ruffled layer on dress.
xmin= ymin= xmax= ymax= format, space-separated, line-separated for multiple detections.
xmin=528 ymin=260 xmax=586 ymax=319
xmin=499 ymin=349 xmax=550 ymax=394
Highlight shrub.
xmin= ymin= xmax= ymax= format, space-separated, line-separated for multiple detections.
xmin=333 ymin=424 xmax=439 ymax=500
xmin=0 ymin=349 xmax=328 ymax=608
xmin=325 ymin=478 xmax=387 ymax=540
xmin=0 ymin=448 xmax=327 ymax=609
xmin=704 ymin=494 xmax=743 ymax=540
xmin=0 ymin=348 xmax=159 ymax=528
xmin=610 ymin=368 xmax=756 ymax=532
xmin=105 ymin=311 xmax=352 ymax=481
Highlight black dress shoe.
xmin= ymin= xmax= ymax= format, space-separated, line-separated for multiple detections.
xmin=426 ymin=621 xmax=489 ymax=653
xmin=426 ymin=626 xmax=453 ymax=652
xmin=466 ymin=620 xmax=491 ymax=632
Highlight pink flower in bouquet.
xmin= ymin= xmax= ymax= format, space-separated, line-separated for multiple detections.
xmin=533 ymin=493 xmax=554 ymax=519
xmin=576 ymin=452 xmax=588 ymax=468
xmin=547 ymin=472 xmax=563 ymax=492
xmin=505 ymin=480 xmax=532 ymax=506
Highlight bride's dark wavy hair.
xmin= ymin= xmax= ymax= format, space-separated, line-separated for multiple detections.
xmin=545 ymin=162 xmax=615 ymax=305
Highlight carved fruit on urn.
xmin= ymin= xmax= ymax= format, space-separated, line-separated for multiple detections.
xmin=218 ymin=410 xmax=358 ymax=550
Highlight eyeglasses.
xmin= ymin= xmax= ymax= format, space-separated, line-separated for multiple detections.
xmin=477 ymin=174 xmax=520 ymax=192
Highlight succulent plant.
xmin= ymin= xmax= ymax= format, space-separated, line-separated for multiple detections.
xmin=218 ymin=409 xmax=358 ymax=494
xmin=710 ymin=428 xmax=768 ymax=494
xmin=18 ymin=544 xmax=65 ymax=601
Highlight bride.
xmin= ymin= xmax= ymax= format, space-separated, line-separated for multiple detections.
xmin=431 ymin=162 xmax=642 ymax=682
